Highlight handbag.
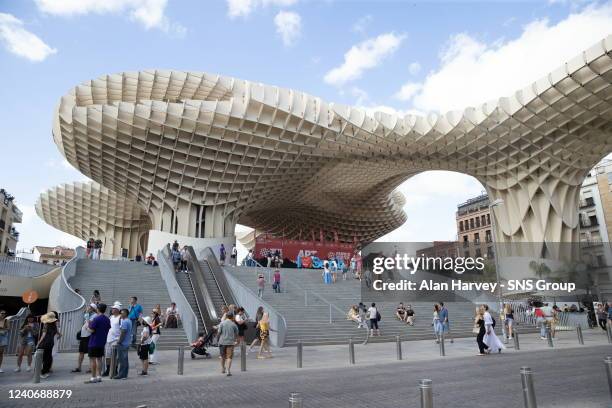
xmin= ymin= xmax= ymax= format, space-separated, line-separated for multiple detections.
xmin=76 ymin=330 xmax=82 ymax=341
xmin=472 ymin=326 xmax=479 ymax=334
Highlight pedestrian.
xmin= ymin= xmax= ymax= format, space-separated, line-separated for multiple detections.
xmin=37 ymin=312 xmax=60 ymax=378
xmin=483 ymin=304 xmax=505 ymax=354
xmin=607 ymin=302 xmax=612 ymax=328
xmin=180 ymin=246 xmax=189 ymax=273
xmin=504 ymin=303 xmax=514 ymax=340
xmin=102 ymin=302 xmax=122 ymax=377
xmin=432 ymin=304 xmax=442 ymax=343
xmin=597 ymin=303 xmax=608 ymax=331
xmin=248 ymin=306 xmax=264 ymax=352
xmin=474 ymin=306 xmax=488 ymax=356
xmin=330 ymin=257 xmax=338 ymax=283
xmin=235 ymin=307 xmax=247 ymax=345
xmin=439 ymin=302 xmax=453 ymax=343
xmin=15 ymin=314 xmax=38 ymax=372
xmin=219 ymin=243 xmax=226 ymax=266
xmin=257 ymin=312 xmax=272 ymax=359
xmin=230 ymin=244 xmax=237 ymax=266
xmin=72 ymin=303 xmax=96 ymax=373
xmin=172 ymin=240 xmax=179 ymax=252
xmin=218 ymin=312 xmax=238 ymax=376
xmin=266 ymin=250 xmax=272 ymax=267
xmin=257 ymin=273 xmax=265 ymax=298
xmin=128 ymin=297 xmax=143 ymax=347
xmin=341 ymin=258 xmax=348 ymax=281
xmin=94 ymin=239 xmax=102 ymax=260
xmin=368 ymin=302 xmax=380 ymax=337
xmin=113 ymin=309 xmax=132 ymax=380
xmin=148 ymin=307 xmax=162 ymax=365
xmin=85 ymin=303 xmax=111 ymax=384
xmin=405 ymin=304 xmax=415 ymax=326
xmin=90 ymin=290 xmax=101 ymax=305
xmin=322 ymin=260 xmax=332 ymax=284
xmin=0 ymin=310 xmax=8 ymax=373
xmin=164 ymin=302 xmax=180 ymax=328
xmin=138 ymin=316 xmax=153 ymax=376
xmin=171 ymin=247 xmax=181 ymax=272
xmin=272 ymin=269 xmax=281 ymax=293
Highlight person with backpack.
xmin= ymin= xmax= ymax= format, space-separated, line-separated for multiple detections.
xmin=367 ymin=302 xmax=380 ymax=336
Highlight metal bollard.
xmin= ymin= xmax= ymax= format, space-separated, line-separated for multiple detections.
xmin=545 ymin=327 xmax=553 ymax=348
xmin=576 ymin=325 xmax=584 ymax=345
xmin=297 ymin=340 xmax=303 ymax=368
xmin=396 ymin=335 xmax=402 ymax=360
xmin=439 ymin=334 xmax=445 ymax=357
xmin=177 ymin=346 xmax=184 ymax=375
xmin=349 ymin=338 xmax=355 ymax=365
xmin=109 ymin=344 xmax=118 ymax=378
xmin=605 ymin=356 xmax=612 ymax=400
xmin=607 ymin=324 xmax=612 ymax=344
xmin=329 ymin=304 xmax=332 ymax=324
xmin=304 ymin=291 xmax=307 ymax=307
xmin=419 ymin=379 xmax=433 ymax=408
xmin=513 ymin=329 xmax=520 ymax=351
xmin=241 ymin=342 xmax=247 ymax=372
xmin=520 ymin=367 xmax=538 ymax=408
xmin=289 ymin=392 xmax=303 ymax=408
xmin=32 ymin=349 xmax=44 ymax=383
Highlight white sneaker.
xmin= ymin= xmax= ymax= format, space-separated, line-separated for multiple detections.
xmin=14 ymin=367 xmax=21 ymax=372
xmin=26 ymin=366 xmax=32 ymax=372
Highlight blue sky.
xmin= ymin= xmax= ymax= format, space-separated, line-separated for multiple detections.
xmin=0 ymin=0 xmax=611 ymax=251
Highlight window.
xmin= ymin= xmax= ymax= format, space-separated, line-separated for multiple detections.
xmin=481 ymin=215 xmax=486 ymax=226
xmin=470 ymin=218 xmax=474 ymax=229
xmin=487 ymin=246 xmax=494 ymax=259
xmin=486 ymin=214 xmax=490 ymax=224
xmin=194 ymin=204 xmax=206 ymax=238
xmin=475 ymin=248 xmax=482 ymax=258
xmin=476 ymin=217 xmax=480 ymax=228
xmin=459 ymin=221 xmax=464 ymax=232
xmin=485 ymin=230 xmax=492 ymax=243
xmin=474 ymin=233 xmax=480 ymax=244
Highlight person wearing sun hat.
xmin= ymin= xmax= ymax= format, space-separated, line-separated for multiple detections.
xmin=37 ymin=312 xmax=59 ymax=379
xmin=138 ymin=316 xmax=154 ymax=376
xmin=102 ymin=302 xmax=122 ymax=377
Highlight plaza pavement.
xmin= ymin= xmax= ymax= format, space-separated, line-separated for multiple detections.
xmin=0 ymin=329 xmax=611 ymax=407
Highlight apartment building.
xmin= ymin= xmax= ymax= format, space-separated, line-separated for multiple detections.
xmin=0 ymin=189 xmax=22 ymax=255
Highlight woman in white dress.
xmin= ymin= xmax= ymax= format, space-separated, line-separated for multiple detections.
xmin=483 ymin=304 xmax=505 ymax=354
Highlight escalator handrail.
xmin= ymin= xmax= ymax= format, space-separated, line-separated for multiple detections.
xmin=199 ymin=247 xmax=237 ymax=308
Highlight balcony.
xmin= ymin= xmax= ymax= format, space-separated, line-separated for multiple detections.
xmin=580 ymin=239 xmax=603 ymax=248
xmin=579 ymin=197 xmax=595 ymax=208
xmin=580 ymin=219 xmax=599 ymax=228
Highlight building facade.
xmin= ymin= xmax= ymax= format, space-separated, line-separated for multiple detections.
xmin=456 ymin=194 xmax=494 ymax=259
xmin=0 ymin=189 xmax=22 ymax=255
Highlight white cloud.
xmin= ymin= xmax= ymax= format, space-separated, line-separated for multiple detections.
xmin=324 ymin=32 xmax=406 ymax=86
xmin=394 ymin=82 xmax=421 ymax=102
xmin=0 ymin=13 xmax=56 ymax=62
xmin=352 ymin=15 xmax=372 ymax=34
xmin=350 ymin=87 xmax=369 ymax=106
xmin=274 ymin=11 xmax=301 ymax=46
xmin=34 ymin=0 xmax=185 ymax=34
xmin=408 ymin=61 xmax=421 ymax=75
xmin=402 ymin=3 xmax=612 ymax=113
xmin=227 ymin=0 xmax=298 ymax=18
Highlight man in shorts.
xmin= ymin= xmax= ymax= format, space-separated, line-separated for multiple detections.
xmin=85 ymin=303 xmax=111 ymax=384
xmin=217 ymin=312 xmax=238 ymax=377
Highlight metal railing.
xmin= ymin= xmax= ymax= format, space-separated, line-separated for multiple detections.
xmin=505 ymin=300 xmax=589 ymax=330
xmin=224 ymin=271 xmax=287 ymax=348
xmin=200 ymin=247 xmax=238 ymax=309
xmin=157 ymin=245 xmax=198 ymax=343
xmin=52 ymin=246 xmax=87 ymax=352
xmin=6 ymin=307 xmax=29 ymax=354
xmin=0 ymin=256 xmax=56 ymax=277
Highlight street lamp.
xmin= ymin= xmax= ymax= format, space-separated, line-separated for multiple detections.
xmin=489 ymin=198 xmax=504 ymax=312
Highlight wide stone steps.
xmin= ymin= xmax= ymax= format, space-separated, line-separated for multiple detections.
xmin=68 ymin=259 xmax=189 ymax=349
xmin=227 ymin=266 xmax=536 ymax=347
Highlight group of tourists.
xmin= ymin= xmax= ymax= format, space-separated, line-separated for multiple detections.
xmin=345 ymin=302 xmax=382 ymax=336
xmin=85 ymin=238 xmax=103 ymax=260
xmin=322 ymin=257 xmax=348 ymax=284
xmin=170 ymin=241 xmax=190 ymax=273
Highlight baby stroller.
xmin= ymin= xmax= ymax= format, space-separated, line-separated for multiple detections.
xmin=190 ymin=330 xmax=216 ymax=359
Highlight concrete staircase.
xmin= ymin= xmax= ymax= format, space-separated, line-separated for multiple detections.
xmin=68 ymin=259 xmax=189 ymax=349
xmin=228 ymin=266 xmax=534 ymax=347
